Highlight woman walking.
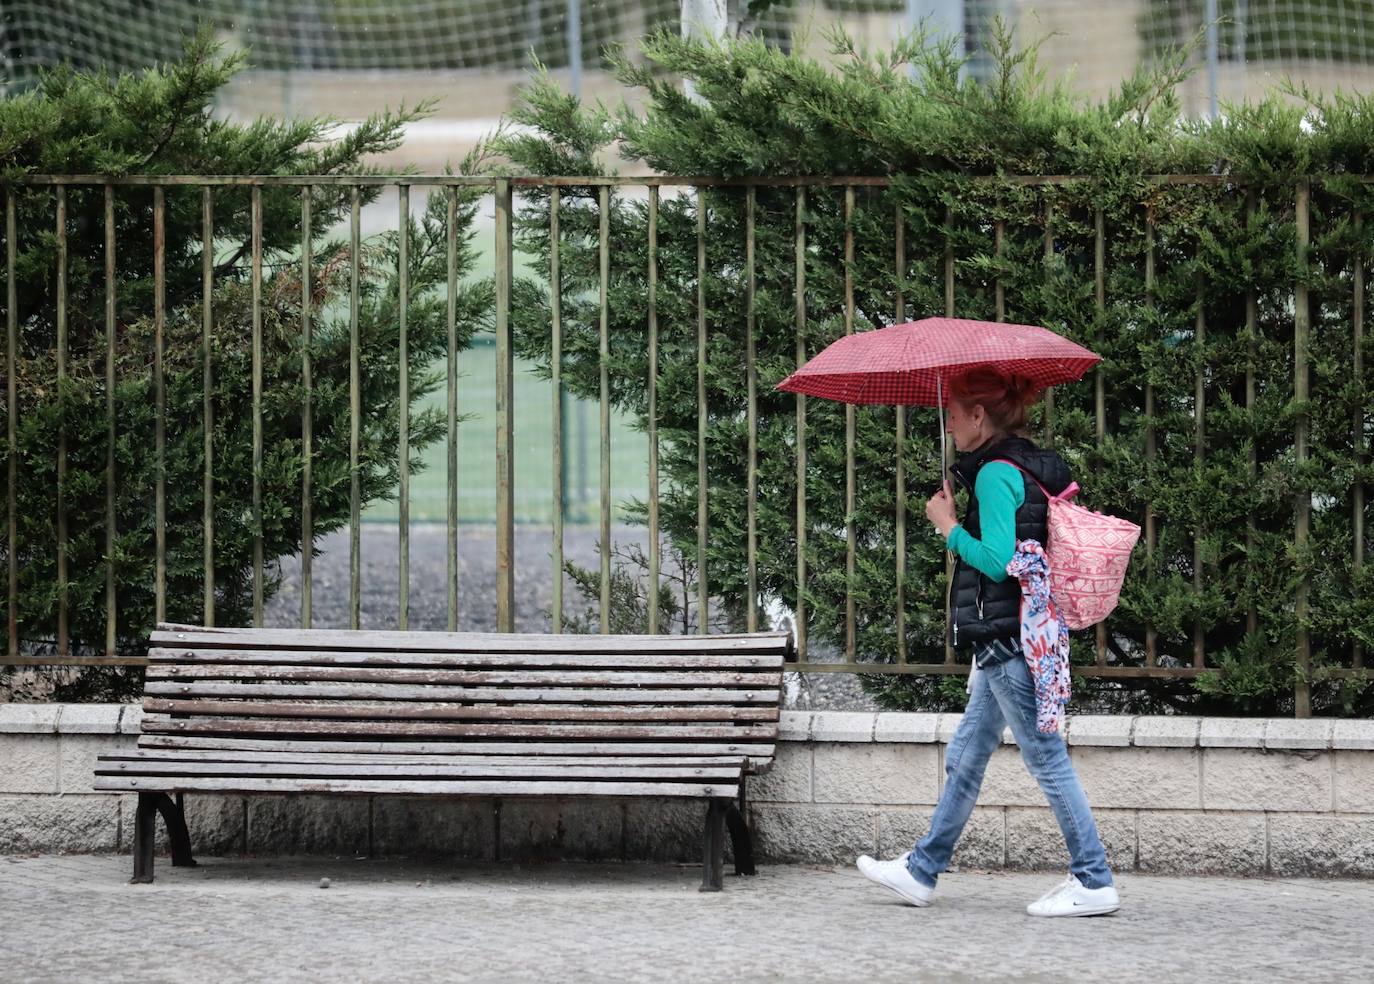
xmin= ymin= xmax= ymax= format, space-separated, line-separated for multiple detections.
xmin=856 ymin=367 xmax=1119 ymax=917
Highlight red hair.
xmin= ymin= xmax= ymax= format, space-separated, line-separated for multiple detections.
xmin=948 ymin=368 xmax=1041 ymax=435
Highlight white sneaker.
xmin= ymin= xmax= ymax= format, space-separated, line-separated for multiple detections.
xmin=856 ymin=853 xmax=934 ymax=907
xmin=1026 ymin=874 xmax=1119 ymax=917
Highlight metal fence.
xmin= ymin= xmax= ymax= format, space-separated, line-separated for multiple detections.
xmin=1 ymin=174 xmax=1369 ymax=717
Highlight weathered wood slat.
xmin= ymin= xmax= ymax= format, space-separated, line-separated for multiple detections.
xmin=147 ymin=665 xmax=783 ymax=688
xmin=94 ymin=776 xmax=732 ymax=798
xmin=140 ymin=715 xmax=778 ymax=741
xmin=137 ymin=734 xmax=777 ymax=759
xmin=107 ymin=750 xmax=747 ymax=768
xmin=148 ymin=647 xmax=784 ymax=670
xmin=152 ymin=626 xmax=792 ymax=655
xmin=96 ymin=760 xmax=743 ymax=781
xmin=142 ymin=697 xmax=781 ymax=723
xmin=144 ymin=681 xmax=779 ymax=704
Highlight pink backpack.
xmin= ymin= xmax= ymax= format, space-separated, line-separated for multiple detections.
xmin=991 ymin=460 xmax=1141 ymax=630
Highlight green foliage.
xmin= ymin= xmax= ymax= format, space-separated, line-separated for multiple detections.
xmin=490 ymin=21 xmax=1373 ymax=716
xmin=0 ymin=30 xmax=492 ymax=673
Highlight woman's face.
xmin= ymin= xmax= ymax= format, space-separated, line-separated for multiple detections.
xmin=946 ymin=399 xmax=988 ymax=452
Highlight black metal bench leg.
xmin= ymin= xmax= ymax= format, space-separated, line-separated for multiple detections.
xmin=700 ymin=798 xmax=727 ymax=893
xmin=157 ymin=792 xmax=198 ymax=868
xmin=726 ymin=807 xmax=755 ymax=877
xmin=131 ymin=792 xmax=157 ymax=884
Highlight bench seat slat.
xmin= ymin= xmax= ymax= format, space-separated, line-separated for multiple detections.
xmin=145 ymin=682 xmax=779 ymax=704
xmin=153 ymin=626 xmax=792 ymax=655
xmin=140 ymin=715 xmax=778 ymax=741
xmin=137 ymin=734 xmax=776 ymax=760
xmin=108 ymin=750 xmax=748 ymax=768
xmin=142 ymin=698 xmax=780 ymax=723
xmin=149 ymin=648 xmax=784 ymax=670
xmin=96 ymin=760 xmax=744 ymax=782
xmin=147 ymin=666 xmax=783 ymax=688
xmin=94 ymin=776 xmax=734 ymax=798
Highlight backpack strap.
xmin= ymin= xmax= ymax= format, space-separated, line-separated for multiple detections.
xmin=987 ymin=458 xmax=1080 ymax=503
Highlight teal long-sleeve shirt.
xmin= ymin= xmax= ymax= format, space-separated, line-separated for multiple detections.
xmin=946 ymin=461 xmax=1024 ymax=581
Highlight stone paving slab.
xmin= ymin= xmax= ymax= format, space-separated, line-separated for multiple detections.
xmin=1 ymin=855 xmax=1371 ymax=983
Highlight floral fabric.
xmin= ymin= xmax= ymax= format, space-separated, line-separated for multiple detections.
xmin=1006 ymin=539 xmax=1071 ymax=736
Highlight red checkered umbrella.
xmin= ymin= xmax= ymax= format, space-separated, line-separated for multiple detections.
xmin=775 ymin=317 xmax=1100 ymax=406
xmin=775 ymin=317 xmax=1101 ymax=470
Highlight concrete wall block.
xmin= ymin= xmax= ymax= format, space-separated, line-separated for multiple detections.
xmin=1269 ymin=814 xmax=1374 ymax=877
xmin=1202 ymin=748 xmax=1331 ymax=812
xmin=1066 ymin=716 xmax=1133 ymax=747
xmin=1133 ymin=717 xmax=1201 ymax=748
xmin=778 ymin=711 xmax=811 ymax=742
xmin=749 ymin=744 xmax=811 ymax=803
xmin=809 ymin=712 xmax=875 ymax=743
xmin=497 ymin=799 xmax=626 ymax=863
xmin=1072 ymin=746 xmax=1201 ymax=810
xmin=54 ymin=705 xmax=123 ymax=734
xmin=0 ymin=735 xmax=60 ymax=793
xmin=1199 ymin=718 xmax=1265 ymax=749
xmin=976 ymin=746 xmax=1058 ymax=808
xmin=60 ymin=734 xmax=136 ymax=794
xmin=371 ymin=797 xmax=494 ymax=860
xmin=876 ymin=807 xmax=1006 ymax=871
xmin=247 ymin=795 xmax=371 ymax=856
xmin=118 ymin=706 xmax=143 ymax=735
xmin=1333 ymin=720 xmax=1374 ymax=751
xmin=874 ymin=713 xmax=940 ymax=744
xmin=0 ymin=794 xmax=119 ymax=853
xmin=936 ymin=714 xmax=963 ymax=743
xmin=752 ymin=804 xmax=876 ymax=863
xmin=813 ymin=743 xmax=938 ymax=806
xmin=184 ymin=795 xmax=249 ymax=855
xmin=1004 ymin=807 xmax=1137 ymax=873
xmin=1264 ymin=719 xmax=1333 ymax=751
xmin=1333 ymin=751 xmax=1374 ymax=814
xmin=1137 ymin=811 xmax=1266 ymax=875
xmin=0 ymin=704 xmax=61 ymax=733
xmin=624 ymin=799 xmax=702 ymax=863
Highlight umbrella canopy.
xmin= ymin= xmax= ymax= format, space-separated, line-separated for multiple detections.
xmin=775 ymin=317 xmax=1101 ymax=407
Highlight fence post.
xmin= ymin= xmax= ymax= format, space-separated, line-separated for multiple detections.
xmin=495 ymin=178 xmax=515 ymax=633
xmin=1294 ymin=178 xmax=1312 ymax=718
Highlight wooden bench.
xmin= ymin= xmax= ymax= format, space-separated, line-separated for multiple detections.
xmin=95 ymin=623 xmax=790 ymax=890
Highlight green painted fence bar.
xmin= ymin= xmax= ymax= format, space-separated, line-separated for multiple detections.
xmin=5 ymin=192 xmax=14 ymax=660
xmin=1194 ymin=275 xmax=1206 ymax=669
xmin=495 ymin=178 xmax=516 ymax=633
xmin=647 ymin=187 xmax=661 ymax=634
xmin=1095 ymin=209 xmax=1108 ymax=667
xmin=696 ymin=187 xmax=708 ymax=636
xmin=943 ymin=205 xmax=955 ymax=666
xmin=1041 ymin=198 xmax=1055 ymax=448
xmin=1295 ymin=178 xmax=1312 ymax=717
xmin=844 ymin=185 xmax=857 ymax=662
xmin=55 ymin=187 xmax=68 ymax=657
xmin=202 ymin=187 xmax=215 ymax=627
xmin=398 ymin=185 xmax=410 ymax=631
xmin=598 ymin=185 xmax=611 ymax=634
xmin=300 ymin=187 xmax=313 ymax=629
xmin=746 ymin=186 xmax=759 ymax=634
xmin=104 ymin=186 xmax=117 ymax=658
xmin=250 ymin=186 xmax=264 ymax=627
xmin=1144 ymin=216 xmax=1158 ymax=666
xmin=446 ymin=190 xmax=459 ymax=631
xmin=1355 ymin=211 xmax=1366 ymax=670
xmin=1246 ymin=193 xmax=1258 ymax=640
xmin=894 ymin=201 xmax=907 ymax=664
xmin=349 ymin=185 xmax=362 ymax=630
xmin=550 ymin=187 xmax=564 ymax=634
xmin=795 ymin=186 xmax=808 ymax=663
xmin=153 ymin=188 xmax=166 ymax=630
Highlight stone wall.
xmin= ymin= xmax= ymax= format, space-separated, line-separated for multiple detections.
xmin=3 ymin=705 xmax=1372 ymax=877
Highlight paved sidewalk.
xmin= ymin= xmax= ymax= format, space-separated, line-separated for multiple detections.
xmin=2 ymin=855 xmax=1371 ymax=983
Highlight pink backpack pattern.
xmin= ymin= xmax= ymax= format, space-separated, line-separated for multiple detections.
xmin=991 ymin=460 xmax=1142 ymax=630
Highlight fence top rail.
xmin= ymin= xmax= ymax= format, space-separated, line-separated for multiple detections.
xmin=8 ymin=173 xmax=1371 ymax=189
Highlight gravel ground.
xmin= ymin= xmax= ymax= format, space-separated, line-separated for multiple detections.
xmin=262 ymin=523 xmax=877 ymax=711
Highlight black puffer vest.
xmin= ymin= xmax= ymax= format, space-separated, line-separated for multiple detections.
xmin=947 ymin=435 xmax=1073 ymax=650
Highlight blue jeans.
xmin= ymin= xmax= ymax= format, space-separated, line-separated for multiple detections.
xmin=906 ymin=654 xmax=1114 ymax=890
